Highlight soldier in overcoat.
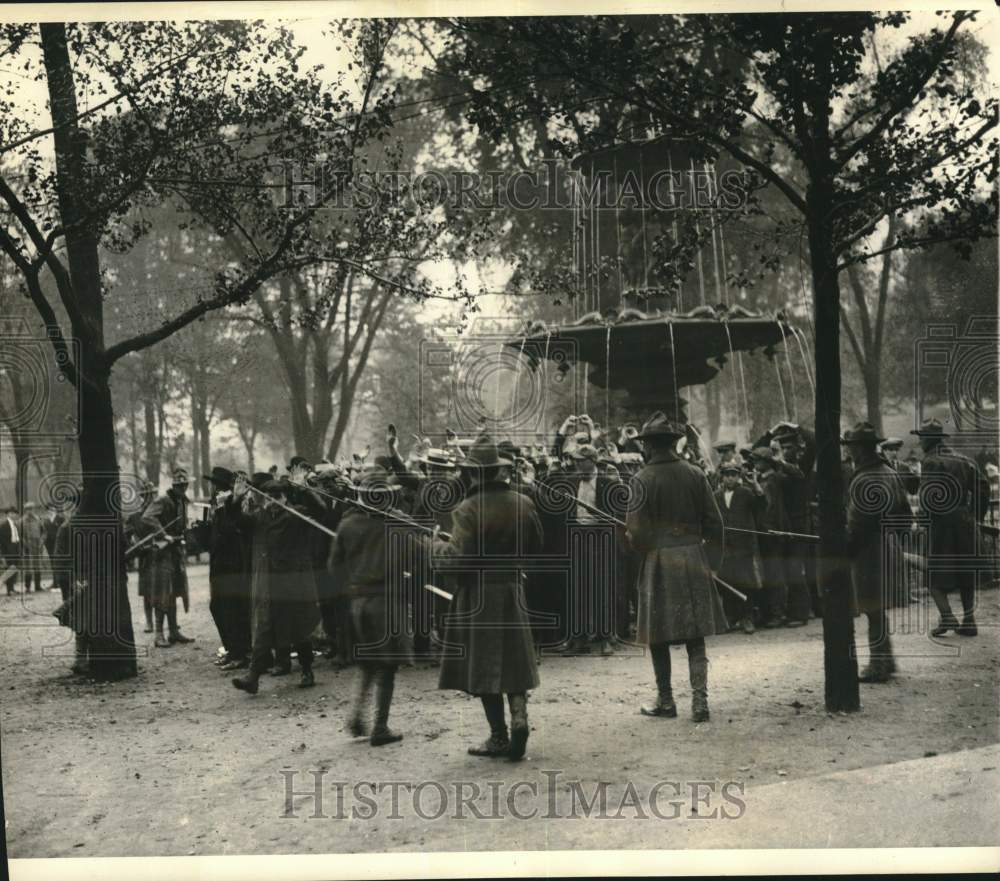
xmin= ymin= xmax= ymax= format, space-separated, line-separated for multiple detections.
xmin=912 ymin=418 xmax=990 ymax=637
xmin=140 ymin=468 xmax=194 ymax=647
xmin=432 ymin=435 xmax=544 ymax=761
xmin=626 ymin=412 xmax=725 ymax=723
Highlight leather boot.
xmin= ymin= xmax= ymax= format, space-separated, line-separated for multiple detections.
xmin=640 ymin=642 xmax=677 ymax=717
xmin=370 ymin=667 xmax=402 ymax=746
xmin=956 ymin=614 xmax=978 ymax=637
xmin=232 ymin=672 xmax=260 ymax=695
xmin=469 ymin=694 xmax=509 ymax=756
xmin=507 ymin=693 xmax=529 ymax=760
xmin=689 ymin=648 xmax=709 ymax=722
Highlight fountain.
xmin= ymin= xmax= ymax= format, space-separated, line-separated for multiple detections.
xmin=507 ymin=135 xmax=800 ymax=436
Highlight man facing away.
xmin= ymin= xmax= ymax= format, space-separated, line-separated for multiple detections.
xmin=432 ymin=434 xmax=544 ymax=761
xmin=912 ymin=418 xmax=990 ymax=637
xmin=331 ymin=465 xmax=409 ymax=747
xmin=626 ymin=412 xmax=725 ymax=723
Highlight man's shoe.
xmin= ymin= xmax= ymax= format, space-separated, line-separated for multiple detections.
xmin=931 ymin=617 xmax=959 ymax=637
xmin=370 ymin=728 xmax=403 ymax=747
xmin=785 ymin=619 xmax=808 ymax=628
xmin=692 ymin=705 xmax=711 ymax=723
xmin=142 ymin=625 xmax=154 ymax=634
xmin=640 ymin=701 xmax=678 ymax=718
xmin=269 ymin=664 xmax=292 ymax=676
xmin=168 ymin=632 xmax=194 ymax=644
xmin=220 ymin=658 xmax=248 ymax=671
xmin=154 ymin=635 xmax=171 ymax=648
xmin=348 ymin=715 xmax=367 ymax=738
xmin=299 ymin=670 xmax=315 ymax=688
xmin=957 ymin=617 xmax=978 ymax=637
xmin=741 ymin=617 xmax=756 ymax=635
xmin=232 ymin=675 xmax=259 ymax=695
xmin=468 ymin=734 xmax=510 ymax=757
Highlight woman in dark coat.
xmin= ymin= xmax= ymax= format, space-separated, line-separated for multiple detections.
xmin=432 ymin=435 xmax=544 ymax=760
xmin=232 ymin=478 xmax=321 ymax=693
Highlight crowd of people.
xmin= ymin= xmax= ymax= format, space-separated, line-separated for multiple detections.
xmin=3 ymin=410 xmax=995 ymax=760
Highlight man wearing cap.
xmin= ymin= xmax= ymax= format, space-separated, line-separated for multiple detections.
xmin=124 ymin=480 xmax=158 ymax=632
xmin=431 ymin=434 xmax=544 ymax=760
xmin=140 ymin=468 xmax=194 ymax=647
xmin=330 ymin=465 xmax=408 ymax=746
xmin=912 ymin=418 xmax=990 ymax=637
xmin=203 ymin=467 xmax=252 ymax=670
xmin=713 ymin=462 xmax=765 ymax=633
xmin=879 ymin=437 xmax=904 ymax=469
xmin=843 ymin=422 xmax=912 ymax=682
xmin=626 ymin=412 xmax=725 ymax=723
xmin=232 ymin=476 xmax=321 ymax=692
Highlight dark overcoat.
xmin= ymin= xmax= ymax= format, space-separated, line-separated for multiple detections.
xmin=244 ymin=504 xmax=321 ymax=649
xmin=846 ymin=458 xmax=912 ymax=614
xmin=433 ymin=480 xmax=543 ymax=695
xmin=714 ymin=483 xmax=764 ymax=593
xmin=919 ymin=445 xmax=990 ymax=561
xmin=626 ymin=450 xmax=726 ymax=644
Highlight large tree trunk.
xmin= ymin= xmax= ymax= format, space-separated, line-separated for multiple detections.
xmin=41 ymin=22 xmax=136 ymax=680
xmin=807 ymin=187 xmax=859 ymax=713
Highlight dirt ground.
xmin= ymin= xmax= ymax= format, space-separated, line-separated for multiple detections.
xmin=1 ymin=563 xmax=998 ymax=858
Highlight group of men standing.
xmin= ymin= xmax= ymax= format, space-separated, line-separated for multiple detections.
xmin=62 ymin=404 xmax=989 ymax=760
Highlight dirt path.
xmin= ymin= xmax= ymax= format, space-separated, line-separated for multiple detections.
xmin=2 ymin=564 xmax=997 ymax=857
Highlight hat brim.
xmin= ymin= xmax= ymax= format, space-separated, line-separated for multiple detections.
xmin=910 ymin=429 xmax=949 ymax=437
xmin=636 ymin=429 xmax=684 ymax=440
xmin=840 ymin=435 xmax=885 ymax=445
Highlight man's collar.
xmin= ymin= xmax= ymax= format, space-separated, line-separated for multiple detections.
xmin=648 ymin=449 xmax=680 ymax=465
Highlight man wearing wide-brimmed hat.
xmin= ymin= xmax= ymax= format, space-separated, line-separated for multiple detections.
xmin=432 ymin=434 xmax=544 ymax=760
xmin=203 ymin=467 xmax=252 ymax=670
xmin=330 ymin=464 xmax=409 ymax=746
xmin=140 ymin=467 xmax=194 ymax=648
xmin=911 ymin=417 xmax=990 ymax=637
xmin=842 ymin=422 xmax=912 ymax=682
xmin=626 ymin=412 xmax=725 ymax=723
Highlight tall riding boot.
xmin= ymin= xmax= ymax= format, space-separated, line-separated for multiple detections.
xmin=957 ymin=580 xmax=977 ymax=636
xmin=640 ymin=642 xmax=676 ymax=717
xmin=469 ymin=694 xmax=509 ymax=756
xmin=154 ymin=608 xmax=170 ymax=648
xmin=142 ymin=597 xmax=154 ymax=633
xmin=349 ymin=664 xmax=376 ymax=736
xmin=167 ymin=602 xmax=193 ymax=644
xmin=860 ymin=611 xmax=895 ymax=682
xmin=72 ymin=635 xmax=89 ymax=675
xmin=688 ymin=639 xmax=709 ymax=722
xmin=507 ymin=693 xmax=529 ymax=760
xmin=370 ymin=666 xmax=403 ymax=746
